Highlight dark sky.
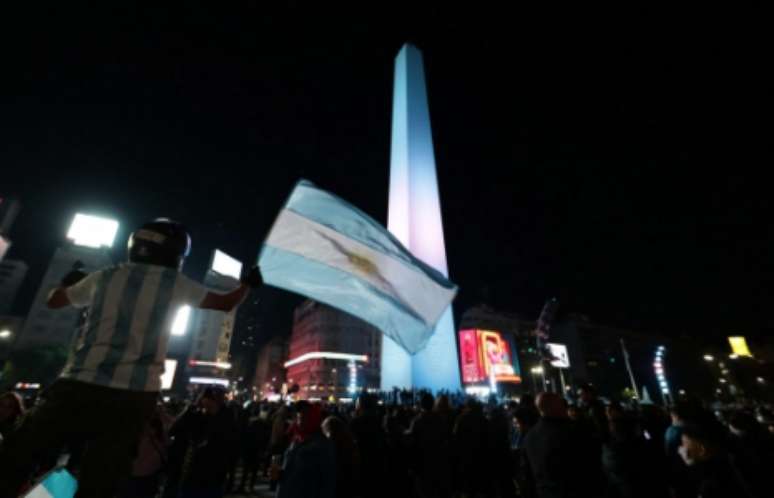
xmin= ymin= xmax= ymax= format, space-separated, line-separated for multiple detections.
xmin=2 ymin=2 xmax=772 ymax=346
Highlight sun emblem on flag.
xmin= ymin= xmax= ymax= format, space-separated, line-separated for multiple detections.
xmin=348 ymin=252 xmax=379 ymax=277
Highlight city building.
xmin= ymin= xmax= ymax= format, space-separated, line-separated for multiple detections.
xmin=253 ymin=336 xmax=288 ymax=398
xmin=381 ymin=43 xmax=461 ymax=391
xmin=188 ymin=252 xmax=242 ymax=364
xmin=0 ymin=259 xmax=28 ymax=315
xmin=286 ymin=300 xmax=381 ymax=400
xmin=0 ymin=197 xmax=20 ymax=262
xmin=15 ymin=214 xmax=117 ymax=352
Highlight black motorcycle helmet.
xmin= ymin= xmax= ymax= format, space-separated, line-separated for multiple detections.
xmin=127 ymin=218 xmax=191 ymax=269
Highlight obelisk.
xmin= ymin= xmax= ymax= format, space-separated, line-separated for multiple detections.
xmin=381 ymin=44 xmax=462 ymax=392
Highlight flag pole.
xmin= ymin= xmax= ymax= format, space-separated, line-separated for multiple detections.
xmin=620 ymin=338 xmax=640 ymax=400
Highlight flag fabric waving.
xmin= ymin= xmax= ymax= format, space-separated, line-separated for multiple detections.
xmin=258 ymin=180 xmax=458 ymax=355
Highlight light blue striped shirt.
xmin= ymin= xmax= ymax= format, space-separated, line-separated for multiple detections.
xmin=60 ymin=262 xmax=207 ymax=392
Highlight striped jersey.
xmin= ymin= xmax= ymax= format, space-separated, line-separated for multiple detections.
xmin=60 ymin=262 xmax=208 ymax=392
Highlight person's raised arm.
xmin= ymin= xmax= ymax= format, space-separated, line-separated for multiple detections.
xmin=46 ymin=265 xmax=90 ymax=309
xmin=198 ymin=265 xmax=262 ymax=312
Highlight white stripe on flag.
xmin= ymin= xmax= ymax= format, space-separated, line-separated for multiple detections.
xmin=266 ymin=209 xmax=455 ymax=325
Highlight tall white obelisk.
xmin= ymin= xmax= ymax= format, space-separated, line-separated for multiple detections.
xmin=381 ymin=44 xmax=462 ymax=392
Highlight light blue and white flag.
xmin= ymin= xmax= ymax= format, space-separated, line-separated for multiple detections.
xmin=24 ymin=469 xmax=78 ymax=498
xmin=259 ymin=180 xmax=458 ymax=355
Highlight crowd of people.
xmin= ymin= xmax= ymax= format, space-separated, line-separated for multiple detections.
xmin=2 ymin=383 xmax=773 ymax=498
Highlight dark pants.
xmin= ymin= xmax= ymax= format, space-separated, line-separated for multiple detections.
xmin=0 ymin=379 xmax=157 ymax=498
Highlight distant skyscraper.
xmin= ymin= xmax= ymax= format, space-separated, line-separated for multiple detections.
xmin=17 ymin=244 xmax=112 ymax=351
xmin=188 ymin=250 xmax=242 ymax=364
xmin=0 ymin=259 xmax=28 ymax=315
xmin=381 ymin=44 xmax=461 ymax=391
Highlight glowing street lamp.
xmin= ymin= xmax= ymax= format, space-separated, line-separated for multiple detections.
xmin=0 ymin=329 xmax=12 ymax=340
xmin=703 ymin=354 xmax=714 ymax=362
xmin=530 ymin=366 xmax=544 ymax=374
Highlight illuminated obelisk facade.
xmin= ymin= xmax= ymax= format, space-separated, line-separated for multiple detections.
xmin=381 ymin=44 xmax=462 ymax=391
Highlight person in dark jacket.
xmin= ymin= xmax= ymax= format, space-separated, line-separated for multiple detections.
xmin=0 ymin=392 xmax=25 ymax=443
xmin=454 ymin=399 xmax=489 ymax=497
xmin=272 ymin=401 xmax=336 ymax=498
xmin=165 ymin=387 xmax=237 ymax=498
xmin=601 ymin=414 xmax=669 ymax=498
xmin=679 ymin=421 xmax=753 ymax=498
xmin=523 ymin=393 xmax=602 ymax=498
xmin=407 ymin=393 xmax=453 ymax=498
xmin=349 ymin=394 xmax=386 ymax=498
xmin=322 ymin=416 xmax=359 ymax=498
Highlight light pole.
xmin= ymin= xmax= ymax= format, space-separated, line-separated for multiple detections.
xmin=654 ymin=346 xmax=672 ymax=405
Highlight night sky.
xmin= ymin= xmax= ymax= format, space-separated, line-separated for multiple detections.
xmin=2 ymin=3 xmax=771 ymax=348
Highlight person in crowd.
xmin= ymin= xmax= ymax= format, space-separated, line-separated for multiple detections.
xmin=523 ymin=392 xmax=601 ymax=498
xmin=488 ymin=405 xmax=517 ymax=498
xmin=119 ymin=406 xmax=170 ymax=498
xmin=165 ymin=386 xmax=238 ymax=498
xmin=407 ymin=393 xmax=453 ymax=498
xmin=238 ymin=402 xmax=272 ymax=494
xmin=726 ymin=410 xmax=771 ymax=498
xmin=0 ymin=392 xmax=25 ymax=443
xmin=433 ymin=394 xmax=455 ymax=444
xmin=271 ymin=401 xmax=335 ymax=498
xmin=349 ymin=394 xmax=387 ymax=498
xmin=601 ymin=414 xmax=669 ymax=498
xmin=664 ymin=400 xmax=703 ymax=498
xmin=454 ymin=398 xmax=490 ymax=497
xmin=514 ymin=406 xmax=539 ymax=447
xmin=679 ymin=420 xmax=752 ymax=498
xmin=268 ymin=402 xmax=290 ymax=491
xmin=0 ymin=219 xmax=261 ymax=498
xmin=322 ymin=416 xmax=359 ymax=498
xmin=577 ymin=383 xmax=608 ymax=442
xmin=383 ymin=405 xmax=412 ymax=497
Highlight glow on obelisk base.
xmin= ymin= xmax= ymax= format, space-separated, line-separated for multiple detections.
xmin=380 ymin=44 xmax=462 ymax=392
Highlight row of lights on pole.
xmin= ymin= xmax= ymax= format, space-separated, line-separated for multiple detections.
xmin=654 ymin=345 xmax=672 ymax=404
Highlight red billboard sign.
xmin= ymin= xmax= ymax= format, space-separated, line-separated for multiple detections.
xmin=459 ymin=329 xmax=521 ymax=384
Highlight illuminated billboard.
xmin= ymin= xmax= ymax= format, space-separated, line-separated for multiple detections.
xmin=728 ymin=336 xmax=752 ymax=357
xmin=66 ymin=213 xmax=119 ymax=248
xmin=459 ymin=329 xmax=521 ymax=384
xmin=211 ymin=249 xmax=242 ymax=280
xmin=161 ymin=359 xmax=178 ymax=390
xmin=546 ymin=343 xmax=570 ymax=368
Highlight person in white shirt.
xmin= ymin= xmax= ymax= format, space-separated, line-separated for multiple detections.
xmin=0 ymin=218 xmax=262 ymax=498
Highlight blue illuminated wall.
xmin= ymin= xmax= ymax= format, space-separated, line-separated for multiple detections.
xmin=380 ymin=44 xmax=462 ymax=392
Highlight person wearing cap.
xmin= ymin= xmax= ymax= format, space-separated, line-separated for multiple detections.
xmin=0 ymin=219 xmax=262 ymax=498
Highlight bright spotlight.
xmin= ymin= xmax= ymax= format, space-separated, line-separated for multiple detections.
xmin=67 ymin=213 xmax=119 ymax=248
xmin=171 ymin=305 xmax=191 ymax=336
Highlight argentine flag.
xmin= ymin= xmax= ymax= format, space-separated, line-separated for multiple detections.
xmin=24 ymin=469 xmax=78 ymax=498
xmin=259 ymin=180 xmax=458 ymax=355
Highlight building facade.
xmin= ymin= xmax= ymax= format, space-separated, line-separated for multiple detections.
xmin=254 ymin=336 xmax=288 ymax=398
xmin=0 ymin=259 xmax=28 ymax=315
xmin=287 ymin=300 xmax=381 ymax=400
xmin=17 ymin=244 xmax=112 ymax=351
xmin=188 ymin=269 xmax=240 ymax=364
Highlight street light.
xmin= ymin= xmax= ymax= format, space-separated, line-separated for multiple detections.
xmin=0 ymin=329 xmax=12 ymax=340
xmin=530 ymin=366 xmax=544 ymax=374
xmin=703 ymin=354 xmax=714 ymax=362
xmin=729 ymin=354 xmax=739 ymax=360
